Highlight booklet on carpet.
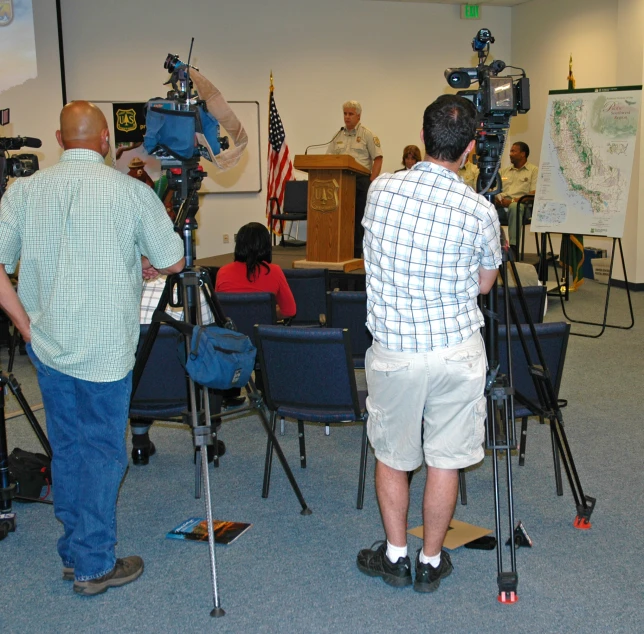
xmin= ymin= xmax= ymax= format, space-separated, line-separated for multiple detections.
xmin=166 ymin=517 xmax=252 ymax=545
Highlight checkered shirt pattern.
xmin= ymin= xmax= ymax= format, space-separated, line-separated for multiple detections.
xmin=140 ymin=276 xmax=213 ymax=325
xmin=0 ymin=149 xmax=184 ymax=381
xmin=362 ymin=161 xmax=502 ymax=352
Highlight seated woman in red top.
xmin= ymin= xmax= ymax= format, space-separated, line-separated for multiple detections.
xmin=215 ymin=222 xmax=296 ymax=319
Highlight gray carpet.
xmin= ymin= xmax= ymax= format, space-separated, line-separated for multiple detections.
xmin=1 ymin=275 xmax=643 ymax=633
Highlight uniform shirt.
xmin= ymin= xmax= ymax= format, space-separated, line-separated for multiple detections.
xmin=0 ymin=149 xmax=184 ymax=382
xmin=498 ymin=162 xmax=538 ymax=203
xmin=362 ymin=161 xmax=502 ymax=352
xmin=326 ymin=123 xmax=383 ymax=171
xmin=458 ymin=162 xmax=480 ymax=191
xmin=215 ymin=261 xmax=296 ymax=318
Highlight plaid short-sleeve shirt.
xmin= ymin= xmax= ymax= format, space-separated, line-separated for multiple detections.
xmin=362 ymin=161 xmax=502 ymax=352
xmin=0 ymin=149 xmax=184 ymax=381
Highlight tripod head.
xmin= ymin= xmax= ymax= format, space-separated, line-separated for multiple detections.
xmin=159 ymin=157 xmax=206 ymax=267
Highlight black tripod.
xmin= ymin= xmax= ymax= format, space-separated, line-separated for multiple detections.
xmin=131 ymin=159 xmax=310 ymax=617
xmin=482 ymin=240 xmax=596 ymax=603
xmin=0 ymin=351 xmax=54 ymax=539
xmin=475 ymin=131 xmax=595 ymax=602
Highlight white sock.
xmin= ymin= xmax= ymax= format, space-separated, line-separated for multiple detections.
xmin=419 ymin=549 xmax=441 ymax=568
xmin=386 ymin=541 xmax=408 ymax=563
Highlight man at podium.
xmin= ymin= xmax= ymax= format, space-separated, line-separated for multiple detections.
xmin=326 ymin=100 xmax=383 ymax=258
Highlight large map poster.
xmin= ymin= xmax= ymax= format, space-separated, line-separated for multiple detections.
xmin=531 ymin=86 xmax=641 ymax=238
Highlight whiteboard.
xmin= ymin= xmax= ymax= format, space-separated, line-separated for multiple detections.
xmin=94 ymin=100 xmax=262 ymax=195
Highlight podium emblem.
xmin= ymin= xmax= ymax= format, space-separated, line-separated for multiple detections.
xmin=311 ymin=178 xmax=339 ymax=213
xmin=0 ymin=1 xmax=13 ymax=26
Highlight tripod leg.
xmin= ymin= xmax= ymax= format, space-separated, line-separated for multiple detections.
xmin=200 ymin=444 xmax=225 ymax=617
xmin=5 ymin=373 xmax=52 ymax=458
xmin=549 ymin=418 xmax=564 ymax=496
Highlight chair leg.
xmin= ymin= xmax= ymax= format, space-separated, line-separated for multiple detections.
xmin=325 ymin=425 xmax=330 ymax=436
xmin=262 ymin=411 xmax=278 ymax=498
xmin=458 ymin=468 xmax=467 ymax=505
xmin=298 ymin=420 xmax=306 ymax=468
xmin=280 ymin=416 xmax=285 ymax=436
xmin=357 ymin=419 xmax=369 ymax=510
xmin=518 ymin=417 xmax=528 ymax=466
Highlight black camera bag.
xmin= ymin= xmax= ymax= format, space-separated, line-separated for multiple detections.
xmin=8 ymin=448 xmax=52 ymax=499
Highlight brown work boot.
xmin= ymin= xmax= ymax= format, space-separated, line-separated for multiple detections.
xmin=73 ymin=556 xmax=144 ymax=596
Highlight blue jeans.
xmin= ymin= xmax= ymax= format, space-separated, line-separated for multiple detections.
xmin=27 ymin=345 xmax=132 ymax=581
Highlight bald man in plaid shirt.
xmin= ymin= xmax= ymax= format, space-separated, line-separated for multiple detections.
xmin=357 ymin=95 xmax=502 ymax=593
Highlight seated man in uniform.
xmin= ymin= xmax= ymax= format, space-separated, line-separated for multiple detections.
xmin=496 ymin=141 xmax=538 ymax=253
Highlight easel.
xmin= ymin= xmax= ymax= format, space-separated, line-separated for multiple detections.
xmin=538 ymin=232 xmax=635 ymax=338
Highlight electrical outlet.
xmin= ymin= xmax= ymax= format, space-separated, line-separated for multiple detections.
xmin=223 ymin=234 xmax=229 ymax=244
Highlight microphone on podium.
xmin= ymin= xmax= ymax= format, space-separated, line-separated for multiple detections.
xmin=304 ymin=127 xmax=344 ymax=155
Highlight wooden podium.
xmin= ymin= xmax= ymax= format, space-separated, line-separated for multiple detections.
xmin=292 ymin=154 xmax=370 ymax=272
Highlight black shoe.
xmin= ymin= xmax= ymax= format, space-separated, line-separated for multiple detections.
xmin=223 ymin=396 xmax=246 ymax=410
xmin=73 ymin=556 xmax=144 ymax=596
xmin=131 ymin=442 xmax=156 ymax=466
xmin=414 ymin=549 xmax=453 ymax=593
xmin=356 ymin=541 xmax=412 ymax=588
xmin=194 ymin=440 xmax=226 ymax=464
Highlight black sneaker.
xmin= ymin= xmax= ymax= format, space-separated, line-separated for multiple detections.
xmin=73 ymin=556 xmax=144 ymax=596
xmin=414 ymin=549 xmax=453 ymax=593
xmin=357 ymin=541 xmax=412 ymax=588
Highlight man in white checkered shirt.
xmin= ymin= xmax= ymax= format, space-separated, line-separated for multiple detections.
xmin=357 ymin=95 xmax=502 ymax=593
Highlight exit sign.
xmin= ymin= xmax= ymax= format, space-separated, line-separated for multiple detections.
xmin=461 ymin=4 xmax=481 ymax=20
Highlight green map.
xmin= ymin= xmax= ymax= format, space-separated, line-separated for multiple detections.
xmin=532 ymin=88 xmax=640 ymax=238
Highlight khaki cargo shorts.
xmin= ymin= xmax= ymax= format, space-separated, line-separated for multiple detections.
xmin=365 ymin=332 xmax=487 ymax=471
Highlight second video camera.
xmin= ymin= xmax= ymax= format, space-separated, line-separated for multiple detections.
xmin=444 ymin=28 xmax=530 ymax=129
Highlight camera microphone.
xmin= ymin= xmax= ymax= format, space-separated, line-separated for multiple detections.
xmin=19 ymin=137 xmax=42 ymax=149
xmin=304 ymin=127 xmax=344 ymax=155
xmin=0 ymin=136 xmax=42 ymax=151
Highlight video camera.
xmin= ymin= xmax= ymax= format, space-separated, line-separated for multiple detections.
xmin=444 ymin=28 xmax=530 ymax=129
xmin=0 ymin=109 xmax=41 ymax=197
xmin=444 ymin=29 xmax=530 ymax=197
xmin=143 ymin=50 xmax=229 ymax=165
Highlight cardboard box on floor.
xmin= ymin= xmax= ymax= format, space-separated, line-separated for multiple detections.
xmin=408 ymin=519 xmax=492 ymax=550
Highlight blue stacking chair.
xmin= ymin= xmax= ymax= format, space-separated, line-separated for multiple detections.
xmin=268 ymin=180 xmax=308 ymax=247
xmin=326 ymin=290 xmax=372 ymax=369
xmin=282 ymin=268 xmax=329 ymax=327
xmin=496 ymin=284 xmax=547 ymax=325
xmin=254 ymin=325 xmax=369 ymax=509
xmin=499 ymin=321 xmax=571 ymax=494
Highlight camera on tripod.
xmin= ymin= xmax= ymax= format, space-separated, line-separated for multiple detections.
xmin=444 ymin=28 xmax=530 ymax=129
xmin=143 ymin=52 xmax=229 ymax=165
xmin=445 ymin=29 xmax=530 ymax=197
xmin=0 ymin=109 xmax=41 ymax=197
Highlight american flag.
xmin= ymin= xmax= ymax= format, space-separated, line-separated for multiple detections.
xmin=266 ymin=84 xmax=294 ymax=236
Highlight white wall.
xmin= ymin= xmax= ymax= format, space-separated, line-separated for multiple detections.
xmin=55 ymin=0 xmax=511 ymax=257
xmin=1 ymin=0 xmax=63 ymax=170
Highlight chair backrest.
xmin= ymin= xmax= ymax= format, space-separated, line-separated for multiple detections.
xmin=496 ymin=284 xmax=546 ymax=325
xmin=254 ymin=325 xmax=362 ymax=422
xmin=326 ymin=291 xmax=372 ymax=368
xmin=283 ymin=268 xmax=329 ymax=326
xmin=215 ymin=292 xmax=277 ymax=341
xmin=283 ymin=180 xmax=308 ymax=215
xmin=517 ymin=195 xmax=535 ymax=225
xmin=498 ymin=321 xmax=570 ymax=416
xmin=130 ymin=324 xmax=188 ymax=419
